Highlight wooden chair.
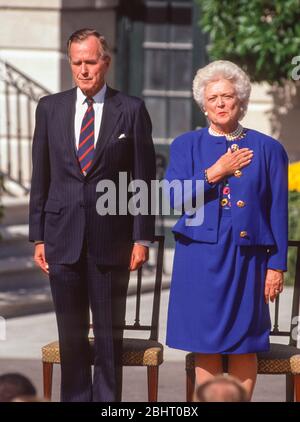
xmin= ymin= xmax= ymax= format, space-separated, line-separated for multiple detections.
xmin=185 ymin=240 xmax=300 ymax=402
xmin=42 ymin=235 xmax=164 ymax=402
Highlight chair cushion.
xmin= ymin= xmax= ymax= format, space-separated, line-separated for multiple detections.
xmin=257 ymin=344 xmax=300 ymax=374
xmin=185 ymin=344 xmax=300 ymax=375
xmin=42 ymin=338 xmax=164 ymax=367
xmin=42 ymin=341 xmax=60 ymax=364
xmin=122 ymin=338 xmax=164 ymax=366
xmin=290 ymin=355 xmax=300 ymax=375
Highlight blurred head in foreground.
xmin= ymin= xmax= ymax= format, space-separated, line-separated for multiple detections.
xmin=0 ymin=373 xmax=37 ymax=402
xmin=194 ymin=375 xmax=248 ymax=402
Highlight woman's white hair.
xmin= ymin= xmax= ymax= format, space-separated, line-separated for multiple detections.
xmin=193 ymin=60 xmax=251 ymax=120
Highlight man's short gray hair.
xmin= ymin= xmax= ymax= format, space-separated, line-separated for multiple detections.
xmin=193 ymin=60 xmax=251 ymax=120
xmin=67 ymin=28 xmax=111 ymax=60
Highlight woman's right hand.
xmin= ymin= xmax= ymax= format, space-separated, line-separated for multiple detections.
xmin=206 ymin=147 xmax=254 ymax=184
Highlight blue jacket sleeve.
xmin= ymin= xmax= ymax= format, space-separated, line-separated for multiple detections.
xmin=265 ymin=140 xmax=289 ymax=271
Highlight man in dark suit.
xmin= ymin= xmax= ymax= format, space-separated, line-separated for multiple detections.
xmin=29 ymin=28 xmax=156 ymax=402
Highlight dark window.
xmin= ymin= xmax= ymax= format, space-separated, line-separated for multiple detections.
xmin=143 ymin=1 xmax=193 ymax=142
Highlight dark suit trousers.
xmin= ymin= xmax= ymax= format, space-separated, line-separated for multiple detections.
xmin=48 ymin=241 xmax=129 ymax=402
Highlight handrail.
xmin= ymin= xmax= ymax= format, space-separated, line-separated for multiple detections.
xmin=0 ymin=58 xmax=52 ymax=194
xmin=0 ymin=58 xmax=51 ymax=101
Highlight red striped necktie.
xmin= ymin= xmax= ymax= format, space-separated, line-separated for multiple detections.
xmin=78 ymin=97 xmax=95 ymax=176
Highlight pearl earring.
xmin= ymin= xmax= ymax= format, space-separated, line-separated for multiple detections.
xmin=204 ymin=111 xmax=208 ymax=116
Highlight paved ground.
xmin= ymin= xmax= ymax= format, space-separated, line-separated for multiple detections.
xmin=0 ymin=287 xmax=294 ymax=402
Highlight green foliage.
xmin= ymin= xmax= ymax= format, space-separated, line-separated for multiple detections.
xmin=286 ymin=191 xmax=300 ymax=285
xmin=197 ymin=0 xmax=300 ymax=82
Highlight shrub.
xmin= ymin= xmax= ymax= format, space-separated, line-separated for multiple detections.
xmin=197 ymin=0 xmax=300 ymax=83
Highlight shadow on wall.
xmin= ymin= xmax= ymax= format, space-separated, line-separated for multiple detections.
xmin=267 ymin=81 xmax=300 ymax=163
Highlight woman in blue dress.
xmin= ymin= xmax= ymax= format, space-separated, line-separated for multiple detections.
xmin=165 ymin=60 xmax=288 ymax=400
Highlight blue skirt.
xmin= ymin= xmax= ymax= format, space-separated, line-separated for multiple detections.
xmin=166 ymin=212 xmax=271 ymax=354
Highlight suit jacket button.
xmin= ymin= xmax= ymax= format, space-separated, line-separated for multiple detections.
xmin=240 ymin=231 xmax=248 ymax=238
xmin=237 ymin=200 xmax=246 ymax=207
xmin=234 ymin=170 xmax=242 ymax=177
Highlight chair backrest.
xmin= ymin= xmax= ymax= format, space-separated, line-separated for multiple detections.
xmin=270 ymin=240 xmax=300 ymax=346
xmin=123 ymin=235 xmax=164 ymax=341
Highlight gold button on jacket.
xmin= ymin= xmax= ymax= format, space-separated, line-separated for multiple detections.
xmin=231 ymin=144 xmax=239 ymax=152
xmin=237 ymin=200 xmax=246 ymax=208
xmin=240 ymin=231 xmax=248 ymax=238
xmin=234 ymin=170 xmax=242 ymax=177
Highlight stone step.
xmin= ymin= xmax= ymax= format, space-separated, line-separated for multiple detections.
xmin=2 ymin=178 xmax=29 ymax=198
xmin=0 ymin=223 xmax=28 ymax=241
xmin=0 ymin=254 xmax=49 ymax=291
xmin=1 ymin=196 xmax=29 ymax=225
xmin=0 ymin=224 xmax=32 ymax=259
xmin=0 ymin=286 xmax=54 ymax=319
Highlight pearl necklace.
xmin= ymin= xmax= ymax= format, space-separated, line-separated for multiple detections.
xmin=209 ymin=123 xmax=244 ymax=141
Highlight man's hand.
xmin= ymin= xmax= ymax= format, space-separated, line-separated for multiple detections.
xmin=129 ymin=244 xmax=149 ymax=271
xmin=34 ymin=243 xmax=49 ymax=275
xmin=264 ymin=268 xmax=284 ymax=304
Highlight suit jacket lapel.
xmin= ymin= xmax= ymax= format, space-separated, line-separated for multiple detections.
xmin=58 ymin=88 xmax=84 ymax=176
xmin=88 ymin=86 xmax=122 ymax=174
